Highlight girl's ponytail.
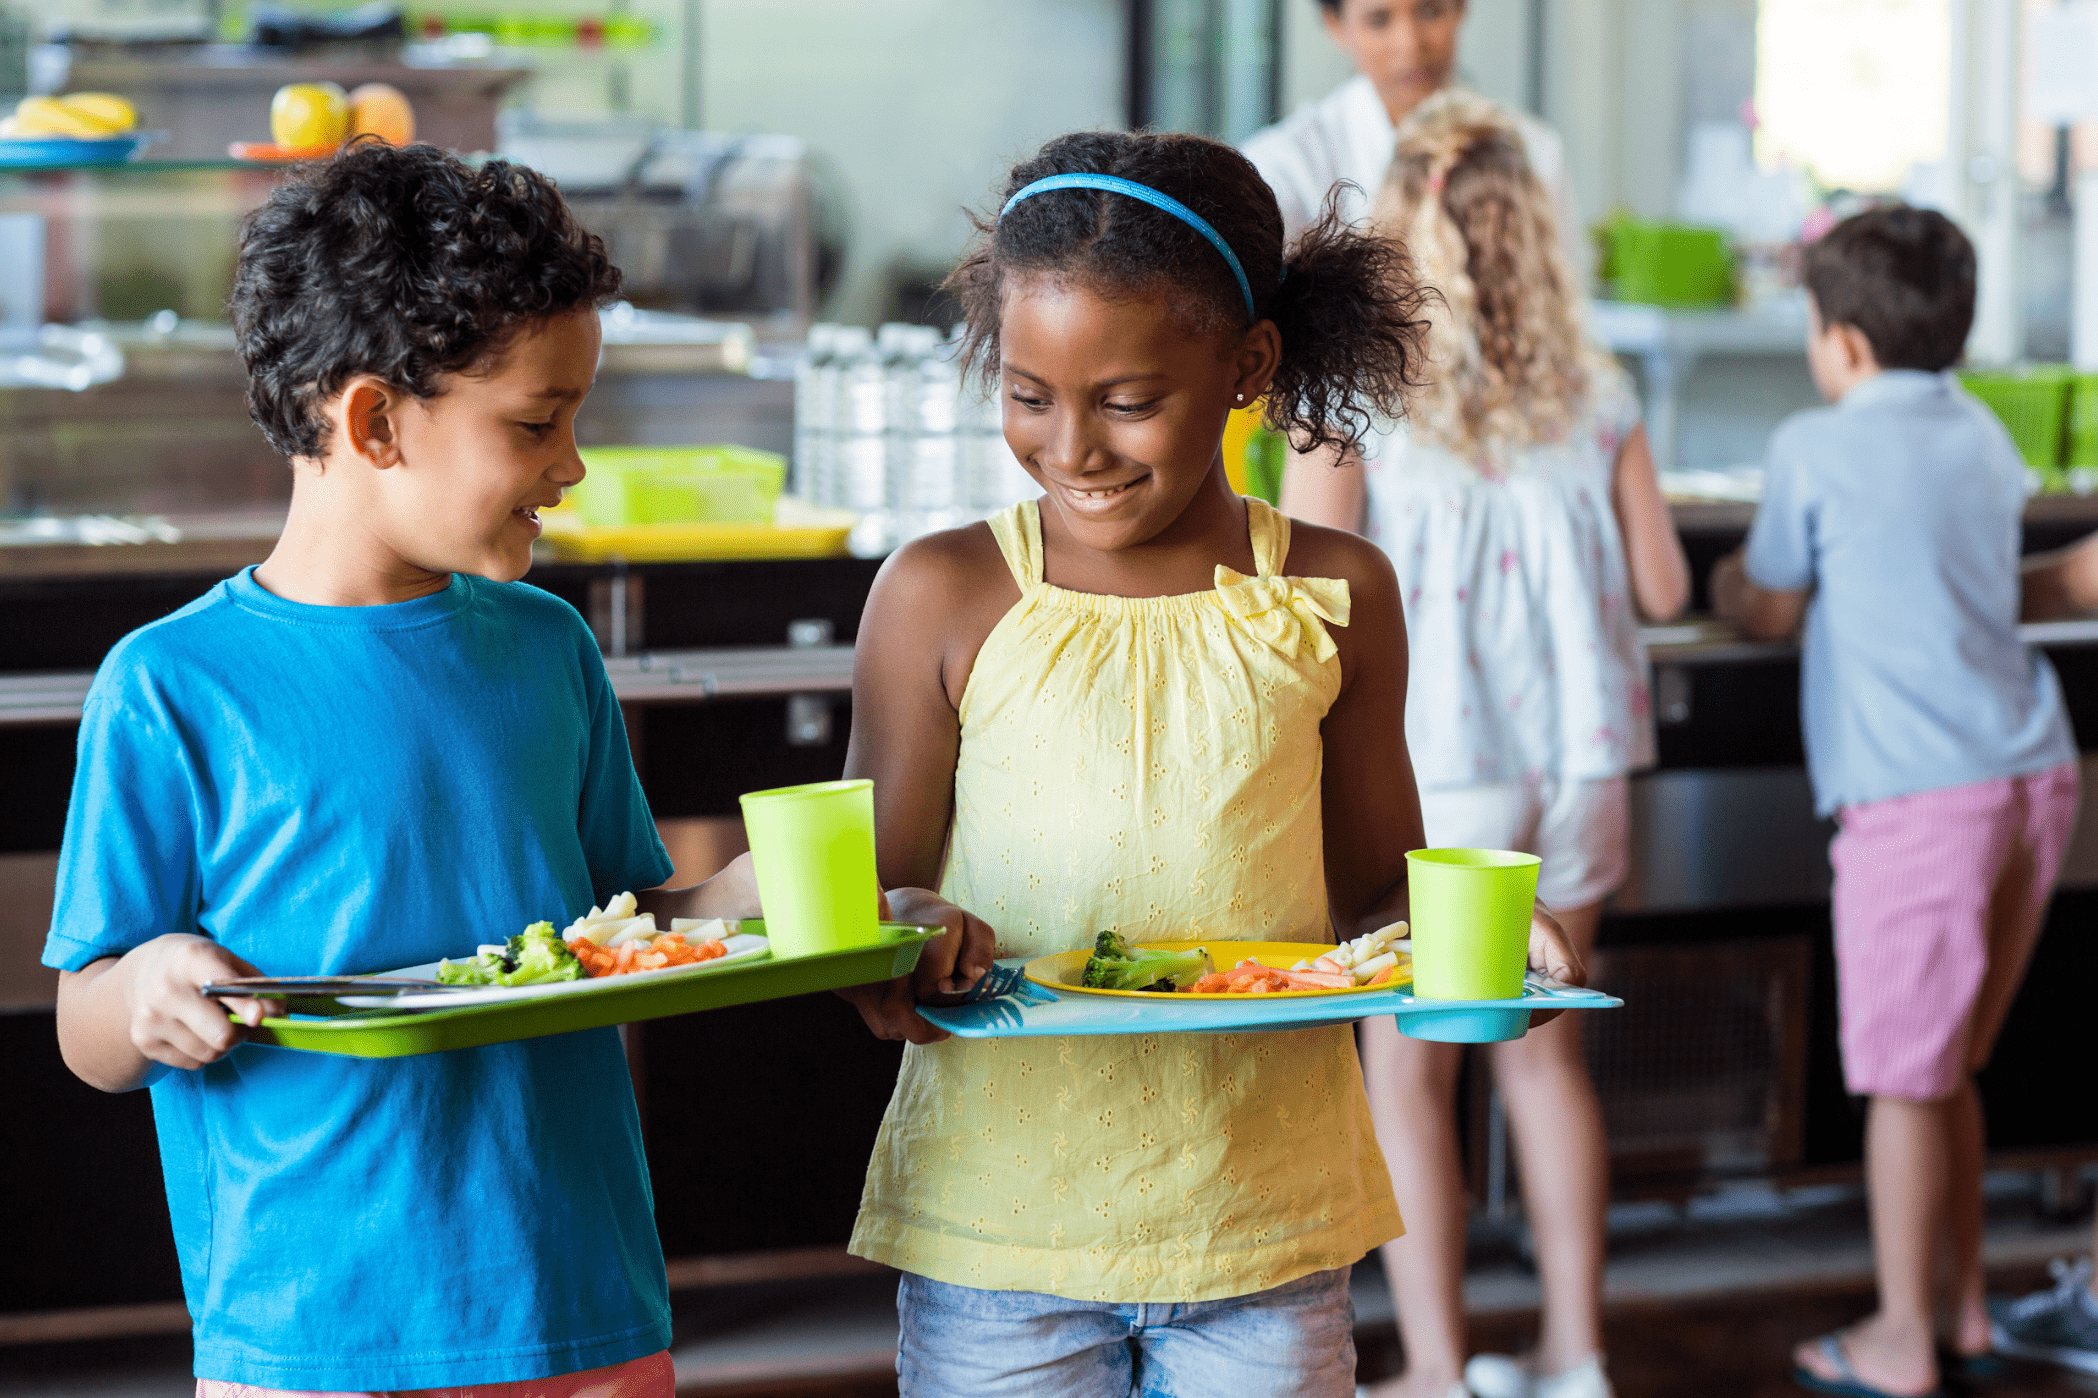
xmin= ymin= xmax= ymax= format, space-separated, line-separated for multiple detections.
xmin=1264 ymin=189 xmax=1432 ymax=458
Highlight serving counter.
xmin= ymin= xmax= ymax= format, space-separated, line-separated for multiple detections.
xmin=6 ymin=499 xmax=2098 ymax=1335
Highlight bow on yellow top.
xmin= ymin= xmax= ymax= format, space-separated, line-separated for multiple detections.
xmin=1212 ymin=566 xmax=1352 ymax=664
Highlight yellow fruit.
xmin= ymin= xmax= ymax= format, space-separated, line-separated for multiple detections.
xmin=12 ymin=96 xmax=105 ymax=137
xmin=269 ymin=82 xmax=349 ymax=151
xmin=346 ymin=83 xmax=414 ymax=147
xmin=58 ymin=93 xmax=137 ymax=132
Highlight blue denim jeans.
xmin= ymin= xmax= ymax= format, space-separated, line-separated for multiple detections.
xmin=895 ymin=1267 xmax=1357 ymax=1398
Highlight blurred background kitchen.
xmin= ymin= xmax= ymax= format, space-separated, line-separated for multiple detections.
xmin=7 ymin=2 xmax=2098 ymax=1395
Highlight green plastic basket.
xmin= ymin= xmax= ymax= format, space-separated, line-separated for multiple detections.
xmin=2068 ymin=374 xmax=2098 ymax=468
xmin=1604 ymin=219 xmax=1735 ymax=308
xmin=1961 ymin=367 xmax=2072 ymax=473
xmin=571 ymin=445 xmax=787 ymax=527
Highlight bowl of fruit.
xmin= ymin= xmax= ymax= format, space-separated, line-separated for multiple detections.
xmin=0 ymin=94 xmax=160 ymax=168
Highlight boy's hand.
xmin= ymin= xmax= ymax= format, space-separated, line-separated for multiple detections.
xmin=836 ymin=889 xmax=998 ymax=1045
xmin=90 ymin=934 xmax=282 ymax=1076
xmin=1525 ymin=901 xmax=1585 ymax=1030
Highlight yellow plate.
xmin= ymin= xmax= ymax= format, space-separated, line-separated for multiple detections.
xmin=1023 ymin=940 xmax=1411 ymax=1000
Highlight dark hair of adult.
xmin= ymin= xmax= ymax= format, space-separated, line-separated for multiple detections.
xmin=1801 ymin=205 xmax=1975 ymax=373
xmin=230 ymin=140 xmax=623 ymax=459
xmin=944 ymin=129 xmax=1430 ymax=458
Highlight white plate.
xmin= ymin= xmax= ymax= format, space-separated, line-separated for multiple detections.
xmin=337 ymin=933 xmax=772 ymax=1010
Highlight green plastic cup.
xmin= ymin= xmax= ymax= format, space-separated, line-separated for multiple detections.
xmin=1406 ymin=848 xmax=1541 ymax=1001
xmin=738 ymin=779 xmax=882 ymax=960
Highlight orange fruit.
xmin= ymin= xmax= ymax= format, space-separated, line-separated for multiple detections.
xmin=346 ymin=83 xmax=415 ymax=147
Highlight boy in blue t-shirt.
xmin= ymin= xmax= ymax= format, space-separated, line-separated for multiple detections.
xmin=45 ymin=143 xmax=987 ymax=1397
xmin=1715 ymin=207 xmax=2079 ymax=1398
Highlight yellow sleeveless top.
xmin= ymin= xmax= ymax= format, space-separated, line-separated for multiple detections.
xmin=848 ymin=497 xmax=1403 ymax=1303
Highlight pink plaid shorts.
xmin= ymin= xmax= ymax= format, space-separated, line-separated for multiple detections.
xmin=194 ymin=1348 xmax=672 ymax=1398
xmin=1830 ymin=761 xmax=2080 ymax=1101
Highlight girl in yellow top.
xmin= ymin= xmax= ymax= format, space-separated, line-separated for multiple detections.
xmin=840 ymin=129 xmax=1586 ymax=1397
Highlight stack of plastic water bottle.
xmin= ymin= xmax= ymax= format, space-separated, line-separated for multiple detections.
xmin=793 ymin=322 xmax=1036 ymax=557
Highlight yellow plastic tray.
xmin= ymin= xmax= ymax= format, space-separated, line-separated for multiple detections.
xmin=541 ymin=519 xmax=852 ymax=561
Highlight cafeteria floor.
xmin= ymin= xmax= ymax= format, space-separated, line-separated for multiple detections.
xmin=7 ymin=1175 xmax=2095 ymax=1398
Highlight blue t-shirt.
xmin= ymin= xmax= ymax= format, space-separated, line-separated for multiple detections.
xmin=1744 ymin=369 xmax=2076 ymax=815
xmin=43 ymin=568 xmax=676 ymax=1391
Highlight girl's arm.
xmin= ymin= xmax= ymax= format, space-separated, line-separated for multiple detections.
xmin=1280 ymin=441 xmax=1366 ymax=533
xmin=1610 ymin=425 xmax=1690 ymax=622
xmin=836 ymin=528 xmax=1013 ymax=1043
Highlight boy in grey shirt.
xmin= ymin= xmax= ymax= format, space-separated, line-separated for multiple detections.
xmin=1716 ymin=206 xmax=2078 ymax=1398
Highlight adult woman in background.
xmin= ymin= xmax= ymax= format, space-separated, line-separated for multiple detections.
xmin=1283 ymin=93 xmax=1688 ymax=1398
xmin=1242 ymin=0 xmax=1583 ymax=280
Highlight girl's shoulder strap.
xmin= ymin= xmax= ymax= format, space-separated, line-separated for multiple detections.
xmin=986 ymin=499 xmax=1045 ymax=590
xmin=1246 ymin=495 xmax=1290 ymax=578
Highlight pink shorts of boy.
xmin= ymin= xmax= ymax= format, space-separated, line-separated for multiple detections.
xmin=194 ymin=1349 xmax=671 ymax=1398
xmin=1830 ymin=761 xmax=2080 ymax=1101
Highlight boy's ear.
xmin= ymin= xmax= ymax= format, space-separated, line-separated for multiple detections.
xmin=337 ymin=377 xmax=406 ymax=471
xmin=1835 ymin=321 xmax=1880 ymax=376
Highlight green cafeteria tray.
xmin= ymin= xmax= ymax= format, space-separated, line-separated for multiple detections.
xmin=241 ymin=921 xmax=940 ymax=1058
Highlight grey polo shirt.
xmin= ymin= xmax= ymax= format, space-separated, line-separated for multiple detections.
xmin=1743 ymin=369 xmax=2076 ymax=816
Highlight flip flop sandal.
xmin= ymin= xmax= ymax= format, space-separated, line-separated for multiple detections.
xmin=1936 ymin=1343 xmax=2007 ymax=1379
xmin=1792 ymin=1334 xmax=1945 ymax=1398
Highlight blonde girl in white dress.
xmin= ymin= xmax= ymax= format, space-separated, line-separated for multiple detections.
xmin=1284 ymin=91 xmax=1690 ymax=1398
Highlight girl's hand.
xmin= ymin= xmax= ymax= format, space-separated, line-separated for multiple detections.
xmin=836 ymin=889 xmax=998 ymax=1045
xmin=1525 ymin=901 xmax=1585 ymax=1030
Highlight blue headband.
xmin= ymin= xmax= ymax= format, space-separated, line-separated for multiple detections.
xmin=999 ymin=173 xmax=1259 ymax=319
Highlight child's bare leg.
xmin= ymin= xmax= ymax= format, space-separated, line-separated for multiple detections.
xmin=1362 ymin=1013 xmax=1468 ymax=1398
xmin=1489 ymin=901 xmax=1607 ymax=1374
xmin=1947 ymin=827 xmax=2054 ymax=1350
xmin=1945 ymin=1076 xmax=1989 ymax=1354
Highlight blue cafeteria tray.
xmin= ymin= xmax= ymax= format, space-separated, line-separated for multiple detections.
xmin=919 ymin=960 xmax=1621 ymax=1042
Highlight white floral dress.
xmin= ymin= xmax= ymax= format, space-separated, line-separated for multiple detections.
xmin=1363 ymin=372 xmax=1655 ymax=791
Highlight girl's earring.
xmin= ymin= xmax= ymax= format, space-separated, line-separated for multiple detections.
xmin=1235 ymin=393 xmax=1245 ymax=403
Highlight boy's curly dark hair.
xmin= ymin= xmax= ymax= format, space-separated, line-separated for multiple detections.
xmin=946 ymin=130 xmax=1430 ymax=457
xmin=230 ymin=141 xmax=623 ymax=459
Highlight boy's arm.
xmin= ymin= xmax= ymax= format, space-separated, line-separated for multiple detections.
xmin=1712 ymin=551 xmax=1809 ymax=640
xmin=1717 ymin=434 xmax=1815 ymax=640
xmin=634 ymin=853 xmax=762 ymax=923
xmin=2021 ymin=532 xmax=2098 ymax=620
xmin=56 ymin=939 xmax=281 ymax=1093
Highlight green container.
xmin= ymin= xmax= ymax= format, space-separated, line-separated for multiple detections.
xmin=1406 ymin=848 xmax=1540 ymax=1002
xmin=2066 ymin=374 xmax=2098 ymax=468
xmin=1606 ymin=219 xmax=1735 ymax=308
xmin=571 ymin=445 xmax=787 ymax=527
xmin=1961 ymin=366 xmax=2072 ymax=473
xmin=739 ymin=779 xmax=884 ymax=961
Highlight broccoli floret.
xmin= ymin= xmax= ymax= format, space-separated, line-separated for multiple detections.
xmin=436 ymin=921 xmax=583 ymax=987
xmin=498 ymin=921 xmax=584 ymax=986
xmin=1080 ymin=931 xmax=1210 ymax=992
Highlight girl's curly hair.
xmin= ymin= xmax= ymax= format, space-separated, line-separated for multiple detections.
xmin=946 ymin=129 xmax=1431 ymax=458
xmin=230 ymin=140 xmax=623 ymax=459
xmin=1372 ymin=90 xmax=1616 ymax=465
